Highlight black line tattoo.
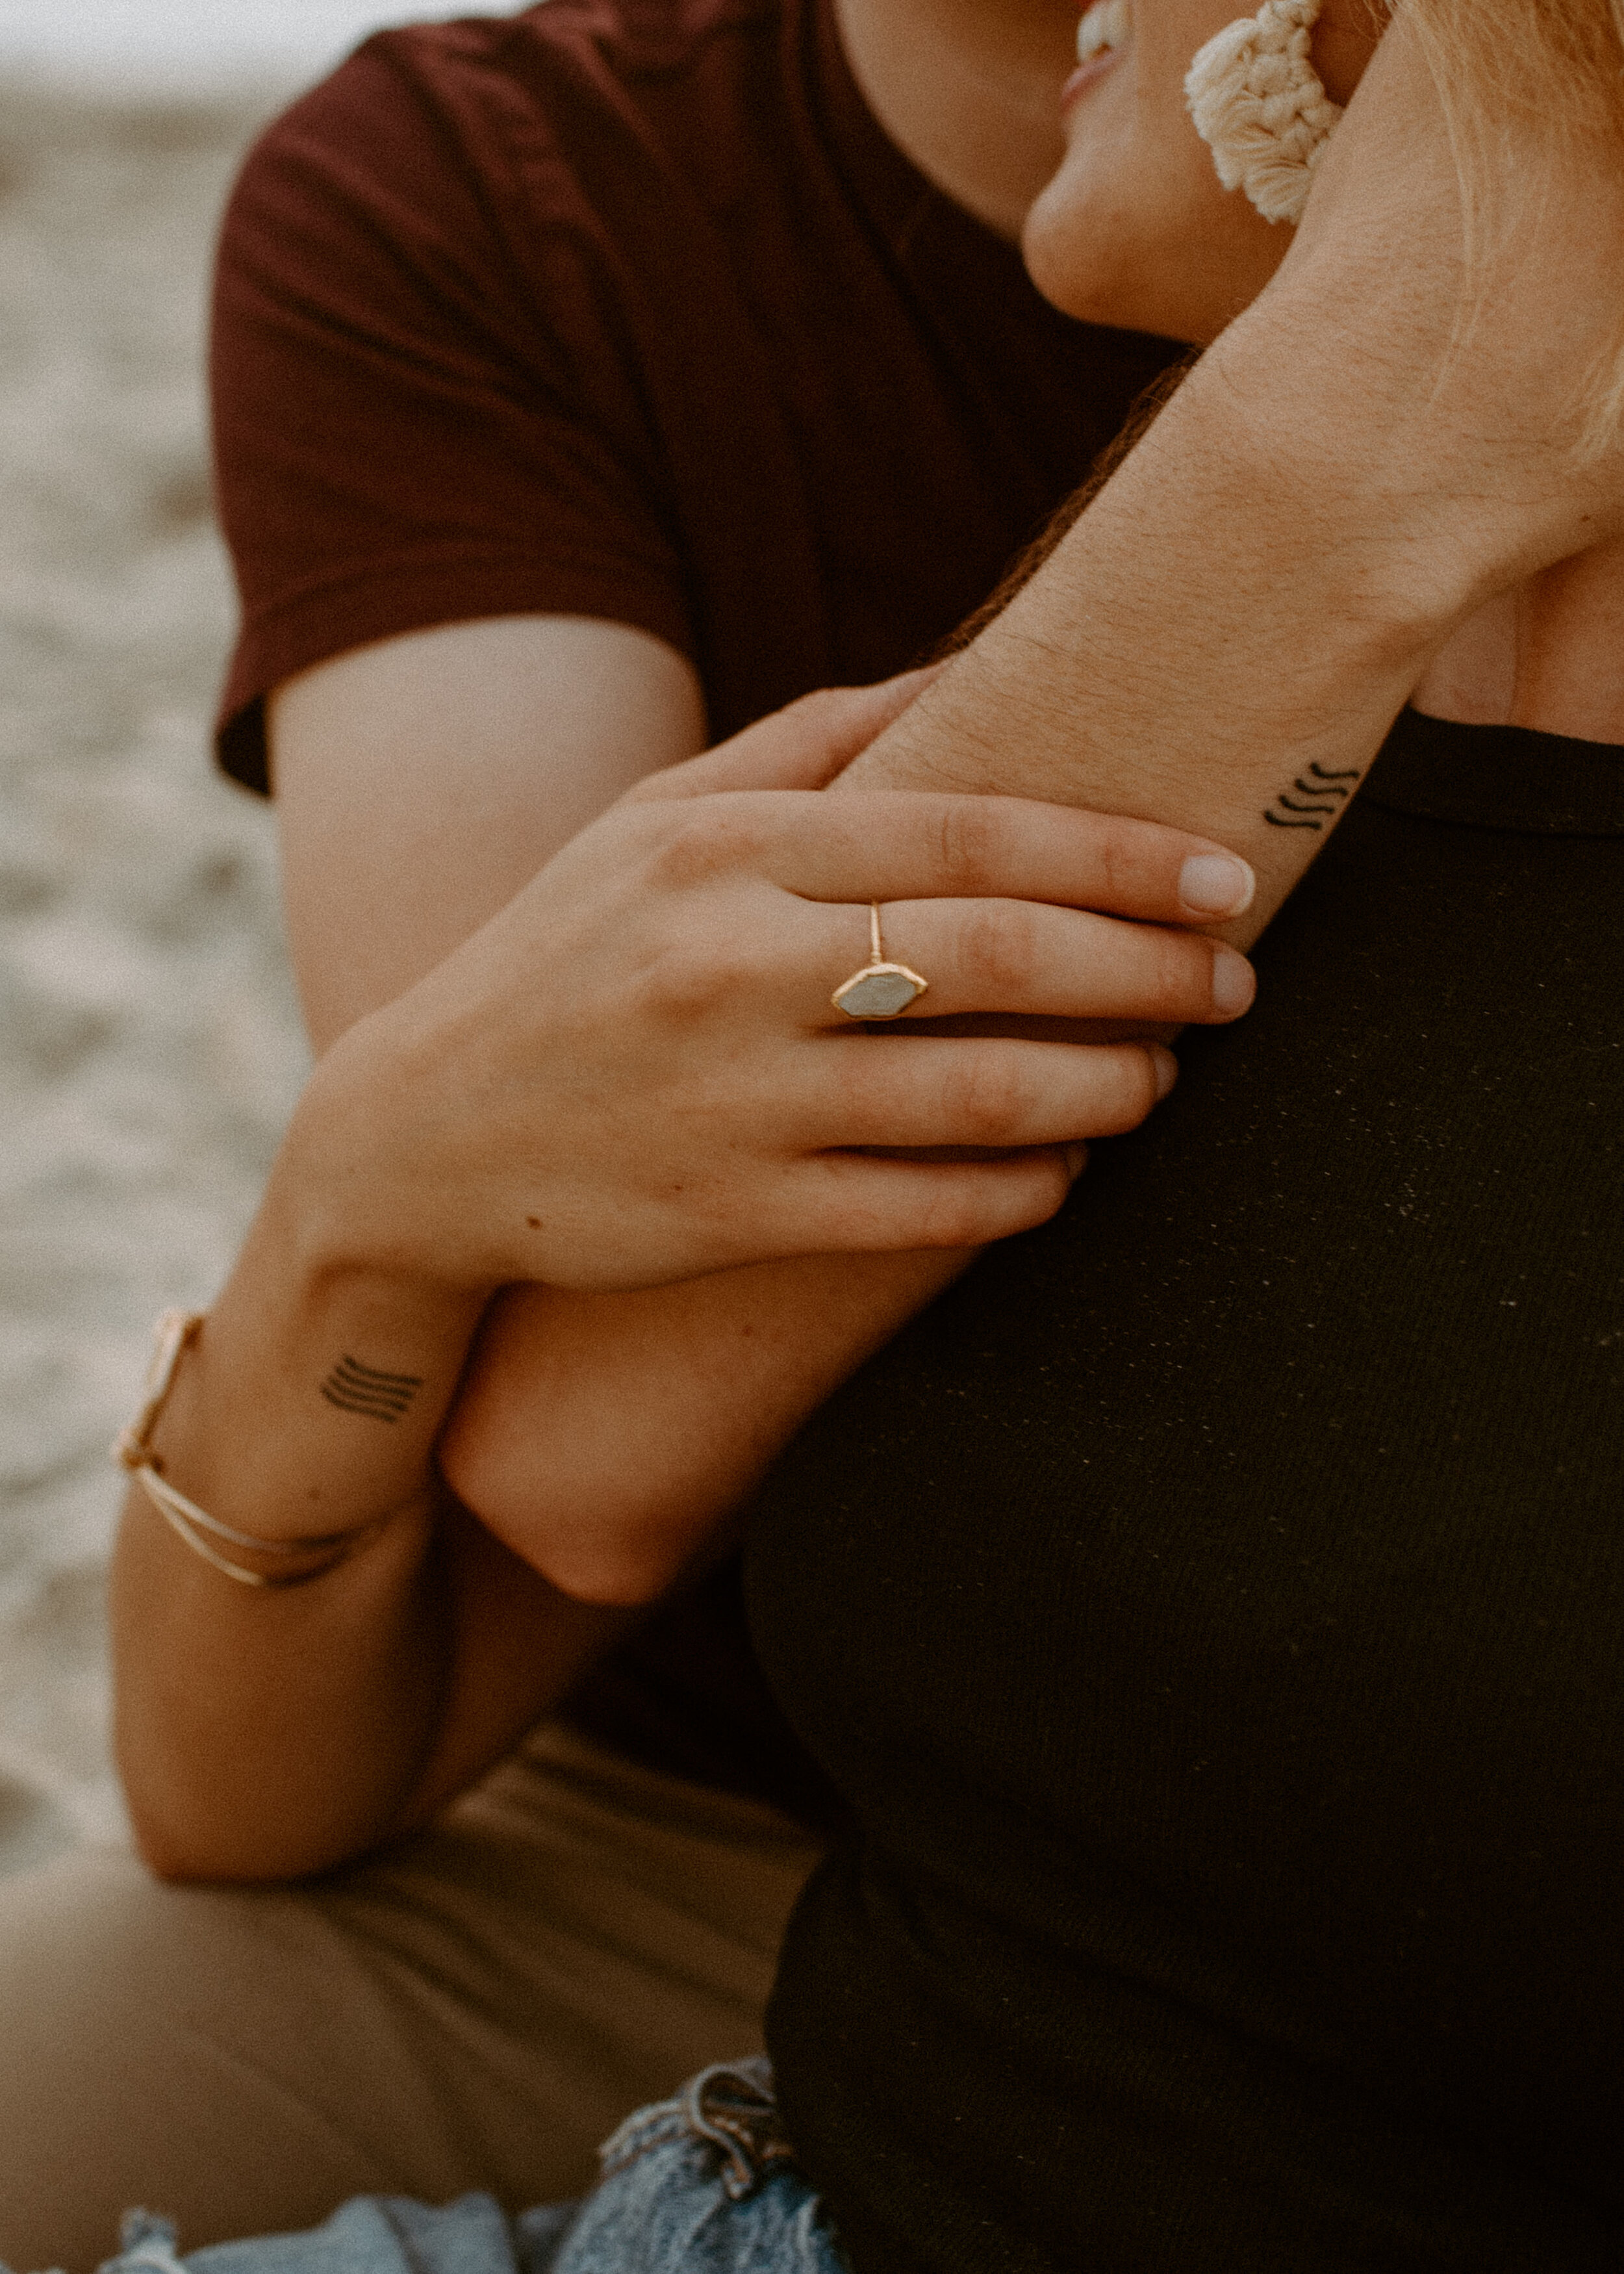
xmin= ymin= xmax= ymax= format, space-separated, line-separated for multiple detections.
xmin=1263 ymin=760 xmax=1362 ymax=831
xmin=320 ymin=1355 xmax=424 ymax=1424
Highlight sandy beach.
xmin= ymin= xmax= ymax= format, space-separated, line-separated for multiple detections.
xmin=0 ymin=77 xmax=310 ymax=1875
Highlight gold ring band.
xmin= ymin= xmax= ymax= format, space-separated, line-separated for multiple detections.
xmin=831 ymin=902 xmax=930 ymax=1019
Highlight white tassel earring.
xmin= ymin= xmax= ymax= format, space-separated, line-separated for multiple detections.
xmin=1184 ymin=0 xmax=1343 ymax=226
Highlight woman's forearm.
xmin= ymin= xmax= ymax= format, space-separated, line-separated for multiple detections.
xmin=112 ymin=1077 xmax=629 ymax=1882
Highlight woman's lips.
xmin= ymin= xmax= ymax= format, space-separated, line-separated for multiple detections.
xmin=1064 ymin=0 xmax=1126 ymax=110
xmin=1061 ymin=50 xmax=1120 ymax=107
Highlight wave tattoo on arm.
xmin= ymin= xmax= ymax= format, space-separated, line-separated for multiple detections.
xmin=320 ymin=1355 xmax=425 ymax=1424
xmin=1263 ymin=760 xmax=1362 ymax=830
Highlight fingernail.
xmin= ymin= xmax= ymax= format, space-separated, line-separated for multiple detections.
xmin=1151 ymin=1045 xmax=1178 ymax=1101
xmin=1065 ymin=1142 xmax=1088 ymax=1179
xmin=1210 ymin=947 xmax=1256 ymax=1019
xmin=1179 ymin=852 xmax=1255 ymax=917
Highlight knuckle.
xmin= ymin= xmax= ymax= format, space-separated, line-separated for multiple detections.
xmin=998 ymin=1154 xmax=1073 ymax=1231
xmin=961 ymin=901 xmax=1037 ymax=995
xmin=915 ymin=1192 xmax=989 ymax=1249
xmin=645 ymin=806 xmax=761 ymax=891
xmin=824 ymin=1041 xmax=874 ymax=1124
xmin=1108 ymin=923 xmax=1200 ymax=1016
xmin=944 ymin=1047 xmax=1031 ymax=1145
xmin=1145 ymin=927 xmax=1206 ymax=1008
xmin=1082 ymin=817 xmax=1176 ymax=921
xmin=935 ymin=797 xmax=1000 ymax=891
xmin=639 ymin=935 xmax=745 ymax=1019
xmin=905 ymin=1177 xmax=1000 ymax=1249
xmin=1102 ymin=1047 xmax=1161 ymax=1131
xmin=1091 ymin=825 xmax=1136 ymax=909
xmin=1060 ymin=811 xmax=1139 ymax=914
xmin=920 ymin=1157 xmax=1069 ymax=1248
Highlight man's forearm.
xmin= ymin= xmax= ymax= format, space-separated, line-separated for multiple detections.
xmin=845 ymin=12 xmax=1624 ymax=932
xmin=841 ymin=337 xmax=1433 ymax=945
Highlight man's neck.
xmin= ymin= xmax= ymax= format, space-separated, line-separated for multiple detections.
xmin=833 ymin=0 xmax=1078 ymax=241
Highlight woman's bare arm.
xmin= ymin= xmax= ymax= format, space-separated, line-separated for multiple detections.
xmin=114 ymin=619 xmax=705 ymax=1880
xmin=121 ymin=624 xmax=956 ymax=1880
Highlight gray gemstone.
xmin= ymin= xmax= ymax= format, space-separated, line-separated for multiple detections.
xmin=834 ymin=968 xmax=922 ymax=1018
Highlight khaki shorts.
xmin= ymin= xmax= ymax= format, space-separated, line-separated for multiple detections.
xmin=0 ymin=1724 xmax=821 ymax=2274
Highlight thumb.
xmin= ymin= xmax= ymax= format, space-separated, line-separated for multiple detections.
xmin=626 ymin=667 xmax=941 ymax=804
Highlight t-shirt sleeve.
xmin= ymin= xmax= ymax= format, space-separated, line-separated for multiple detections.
xmin=210 ymin=29 xmax=697 ymax=793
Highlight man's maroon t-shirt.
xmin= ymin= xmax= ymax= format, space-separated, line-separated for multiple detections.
xmin=209 ymin=0 xmax=1176 ymax=1817
xmin=212 ymin=0 xmax=1175 ymax=784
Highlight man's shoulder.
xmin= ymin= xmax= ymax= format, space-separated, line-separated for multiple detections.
xmin=227 ymin=0 xmax=797 ymax=282
xmin=260 ymin=0 xmax=785 ymax=180
xmin=500 ymin=0 xmax=783 ymax=75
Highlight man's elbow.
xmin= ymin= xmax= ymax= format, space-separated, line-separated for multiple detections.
xmin=439 ymin=1419 xmax=725 ymax=1610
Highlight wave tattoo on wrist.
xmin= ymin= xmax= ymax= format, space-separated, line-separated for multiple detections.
xmin=1263 ymin=760 xmax=1362 ymax=830
xmin=320 ymin=1355 xmax=425 ymax=1424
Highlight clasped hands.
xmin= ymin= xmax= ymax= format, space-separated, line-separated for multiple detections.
xmin=296 ymin=671 xmax=1258 ymax=1303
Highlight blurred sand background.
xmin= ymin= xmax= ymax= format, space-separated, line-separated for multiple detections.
xmin=0 ymin=0 xmax=531 ymax=1889
xmin=1 ymin=5 xmax=527 ymax=1882
xmin=0 ymin=73 xmax=313 ymax=1876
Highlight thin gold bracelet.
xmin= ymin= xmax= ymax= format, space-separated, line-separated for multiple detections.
xmin=112 ymin=1309 xmax=383 ymax=1589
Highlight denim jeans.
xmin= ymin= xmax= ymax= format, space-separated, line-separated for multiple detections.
xmin=73 ymin=2062 xmax=848 ymax=2274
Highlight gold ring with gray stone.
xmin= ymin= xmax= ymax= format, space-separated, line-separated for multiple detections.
xmin=831 ymin=902 xmax=930 ymax=1019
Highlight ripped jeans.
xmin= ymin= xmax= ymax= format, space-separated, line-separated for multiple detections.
xmin=74 ymin=2062 xmax=848 ymax=2274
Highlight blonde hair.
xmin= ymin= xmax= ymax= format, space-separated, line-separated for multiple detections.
xmin=1400 ymin=0 xmax=1624 ymax=445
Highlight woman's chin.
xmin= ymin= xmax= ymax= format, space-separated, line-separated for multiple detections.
xmin=1022 ymin=184 xmax=1189 ymax=339
xmin=1022 ymin=173 xmax=1290 ymax=344
xmin=1021 ymin=93 xmax=1297 ymax=344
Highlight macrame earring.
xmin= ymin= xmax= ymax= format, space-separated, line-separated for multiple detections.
xmin=1184 ymin=0 xmax=1343 ymax=226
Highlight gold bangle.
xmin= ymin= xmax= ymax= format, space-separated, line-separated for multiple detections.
xmin=112 ymin=1309 xmax=383 ymax=1589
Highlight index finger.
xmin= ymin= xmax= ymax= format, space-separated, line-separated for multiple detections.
xmin=646 ymin=789 xmax=1256 ymax=925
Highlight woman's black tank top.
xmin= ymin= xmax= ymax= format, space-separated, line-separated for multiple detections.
xmin=746 ymin=710 xmax=1624 ymax=2272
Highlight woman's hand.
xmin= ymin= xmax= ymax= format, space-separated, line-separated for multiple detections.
xmin=295 ymin=676 xmax=1256 ymax=1299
